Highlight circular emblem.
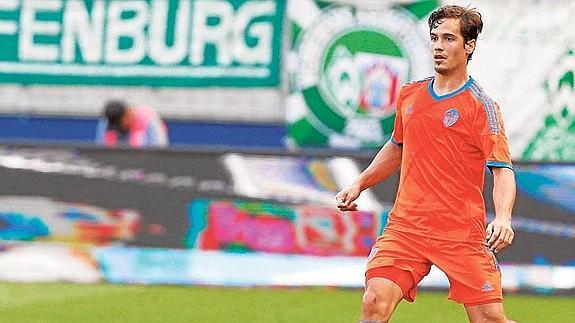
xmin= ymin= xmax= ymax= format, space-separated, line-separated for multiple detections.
xmin=288 ymin=4 xmax=433 ymax=148
xmin=443 ymin=108 xmax=460 ymax=128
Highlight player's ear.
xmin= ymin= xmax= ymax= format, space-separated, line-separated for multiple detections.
xmin=464 ymin=39 xmax=476 ymax=56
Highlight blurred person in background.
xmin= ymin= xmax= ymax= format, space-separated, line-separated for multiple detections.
xmin=337 ymin=5 xmax=517 ymax=323
xmin=95 ymin=100 xmax=169 ymax=148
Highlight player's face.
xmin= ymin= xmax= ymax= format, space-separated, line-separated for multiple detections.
xmin=430 ymin=18 xmax=475 ymax=74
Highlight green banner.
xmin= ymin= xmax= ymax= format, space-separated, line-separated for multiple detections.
xmin=286 ymin=0 xmax=437 ymax=149
xmin=522 ymin=49 xmax=575 ymax=162
xmin=0 ymin=0 xmax=285 ymax=87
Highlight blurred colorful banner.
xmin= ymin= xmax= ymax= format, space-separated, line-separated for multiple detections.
xmin=93 ymin=247 xmax=575 ymax=292
xmin=0 ymin=196 xmax=140 ymax=244
xmin=0 ymin=145 xmax=572 ymax=293
xmin=222 ymin=153 xmax=383 ymax=209
xmin=0 ymin=0 xmax=285 ymax=87
xmin=186 ymin=199 xmax=386 ymax=257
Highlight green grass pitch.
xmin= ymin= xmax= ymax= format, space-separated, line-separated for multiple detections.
xmin=0 ymin=283 xmax=573 ymax=322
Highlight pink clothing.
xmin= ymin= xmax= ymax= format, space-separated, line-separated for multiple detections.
xmin=97 ymin=106 xmax=168 ymax=148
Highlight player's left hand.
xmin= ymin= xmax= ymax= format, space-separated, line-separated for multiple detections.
xmin=486 ymin=217 xmax=514 ymax=253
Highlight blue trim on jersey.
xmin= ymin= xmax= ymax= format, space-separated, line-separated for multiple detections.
xmin=469 ymin=81 xmax=500 ymax=133
xmin=486 ymin=161 xmax=514 ymax=171
xmin=428 ymin=77 xmax=473 ymax=101
xmin=390 ymin=137 xmax=402 ymax=146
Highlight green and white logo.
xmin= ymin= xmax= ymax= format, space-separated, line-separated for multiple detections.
xmin=522 ymin=49 xmax=575 ymax=162
xmin=287 ymin=1 xmax=434 ymax=149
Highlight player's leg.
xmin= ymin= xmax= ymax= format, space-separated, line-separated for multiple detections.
xmin=360 ymin=277 xmax=404 ymax=322
xmin=429 ymin=241 xmax=515 ymax=322
xmin=362 ymin=230 xmax=432 ymax=322
xmin=465 ymin=302 xmax=516 ymax=323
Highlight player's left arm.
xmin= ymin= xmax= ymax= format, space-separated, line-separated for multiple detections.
xmin=486 ymin=166 xmax=516 ymax=253
xmin=474 ymin=100 xmax=516 ymax=253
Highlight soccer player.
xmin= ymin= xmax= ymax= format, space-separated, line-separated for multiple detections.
xmin=336 ymin=5 xmax=517 ymax=323
xmin=95 ymin=100 xmax=169 ymax=148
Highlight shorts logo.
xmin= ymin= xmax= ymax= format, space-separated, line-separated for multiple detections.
xmin=443 ymin=108 xmax=460 ymax=127
xmin=367 ymin=247 xmax=379 ymax=261
xmin=481 ymin=281 xmax=494 ymax=292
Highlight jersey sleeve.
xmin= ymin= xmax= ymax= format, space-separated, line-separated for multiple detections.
xmin=390 ymin=89 xmax=404 ymax=146
xmin=473 ymin=102 xmax=513 ymax=170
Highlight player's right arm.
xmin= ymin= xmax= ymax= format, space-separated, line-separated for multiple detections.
xmin=336 ymin=141 xmax=402 ymax=211
xmin=337 ymin=86 xmax=406 ymax=211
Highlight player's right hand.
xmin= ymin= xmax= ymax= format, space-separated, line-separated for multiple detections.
xmin=336 ymin=185 xmax=361 ymax=211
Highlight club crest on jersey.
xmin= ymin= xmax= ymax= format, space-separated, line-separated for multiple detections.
xmin=443 ymin=108 xmax=460 ymax=127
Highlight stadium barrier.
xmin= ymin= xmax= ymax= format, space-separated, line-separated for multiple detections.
xmin=0 ymin=144 xmax=573 ymax=294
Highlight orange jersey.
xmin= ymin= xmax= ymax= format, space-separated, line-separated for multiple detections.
xmin=388 ymin=76 xmax=512 ymax=243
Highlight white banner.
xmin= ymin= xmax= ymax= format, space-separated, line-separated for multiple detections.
xmin=452 ymin=0 xmax=575 ymax=161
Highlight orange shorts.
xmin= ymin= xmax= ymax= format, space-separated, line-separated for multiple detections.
xmin=365 ymin=229 xmax=502 ymax=306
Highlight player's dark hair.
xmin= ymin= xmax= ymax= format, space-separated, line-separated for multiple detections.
xmin=428 ymin=5 xmax=483 ymax=61
xmin=104 ymin=100 xmax=127 ymax=132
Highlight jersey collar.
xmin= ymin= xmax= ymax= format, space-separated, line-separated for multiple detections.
xmin=428 ymin=76 xmax=474 ymax=101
